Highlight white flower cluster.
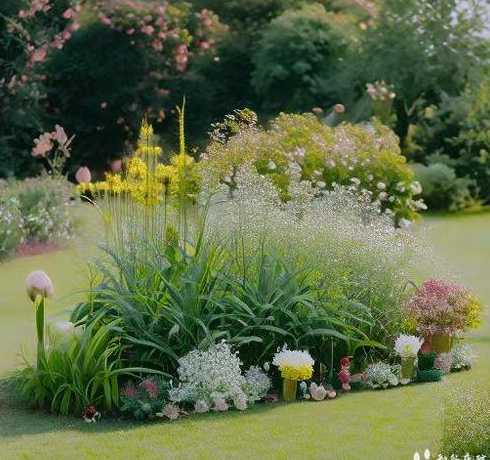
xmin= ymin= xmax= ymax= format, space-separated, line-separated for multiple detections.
xmin=169 ymin=342 xmax=264 ymax=412
xmin=272 ymin=346 xmax=314 ymax=369
xmin=394 ymin=334 xmax=424 ymax=358
xmin=365 ymin=362 xmax=400 ymax=389
xmin=366 ymin=80 xmax=396 ymax=102
xmin=243 ymin=366 xmax=271 ymax=403
xmin=451 ymin=344 xmax=476 ymax=370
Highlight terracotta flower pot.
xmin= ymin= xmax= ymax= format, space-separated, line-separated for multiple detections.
xmin=282 ymin=378 xmax=297 ymax=402
xmin=400 ymin=356 xmax=416 ymax=382
xmin=431 ymin=334 xmax=452 ymax=354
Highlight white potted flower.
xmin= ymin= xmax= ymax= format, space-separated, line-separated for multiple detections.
xmin=394 ymin=334 xmax=423 ymax=384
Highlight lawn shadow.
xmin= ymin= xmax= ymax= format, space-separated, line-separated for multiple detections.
xmin=0 ymin=380 xmax=285 ymax=440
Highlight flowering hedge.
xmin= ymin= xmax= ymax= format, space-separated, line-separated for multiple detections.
xmin=0 ymin=0 xmax=223 ymax=176
xmin=201 ymin=113 xmax=425 ymax=223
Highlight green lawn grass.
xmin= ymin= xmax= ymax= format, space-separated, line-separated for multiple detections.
xmin=0 ymin=206 xmax=489 ymax=460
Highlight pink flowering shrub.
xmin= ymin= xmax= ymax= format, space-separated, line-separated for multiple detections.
xmin=120 ymin=377 xmax=171 ymax=420
xmin=1 ymin=0 xmax=224 ymax=176
xmin=406 ymin=279 xmax=483 ymax=336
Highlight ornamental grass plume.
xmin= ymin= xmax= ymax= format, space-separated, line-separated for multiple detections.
xmin=272 ymin=346 xmax=314 ymax=381
xmin=406 ymin=279 xmax=483 ymax=335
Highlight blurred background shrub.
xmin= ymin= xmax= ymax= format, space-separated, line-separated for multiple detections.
xmin=1 ymin=0 xmax=490 ymax=213
xmin=0 ymin=176 xmax=75 ymax=258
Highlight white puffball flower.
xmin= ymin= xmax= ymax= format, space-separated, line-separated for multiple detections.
xmin=26 ymin=270 xmax=54 ymax=301
xmin=51 ymin=320 xmax=80 ymax=338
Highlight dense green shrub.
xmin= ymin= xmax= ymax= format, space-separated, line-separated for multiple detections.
xmin=411 ymin=79 xmax=490 ymax=206
xmin=6 ymin=176 xmax=74 ymax=243
xmin=0 ymin=195 xmax=24 ymax=258
xmin=202 ymin=112 xmax=424 ymax=222
xmin=15 ymin=320 xmax=159 ymax=415
xmin=336 ymin=0 xmax=489 ymax=147
xmin=252 ymin=3 xmax=351 ymax=112
xmin=0 ymin=176 xmax=75 ymax=258
xmin=411 ymin=163 xmax=474 ymax=211
xmin=440 ymin=387 xmax=490 ymax=457
xmin=44 ymin=23 xmax=146 ymax=169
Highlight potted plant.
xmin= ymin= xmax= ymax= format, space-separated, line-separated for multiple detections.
xmin=406 ymin=279 xmax=482 ymax=353
xmin=272 ymin=346 xmax=314 ymax=402
xmin=394 ymin=334 xmax=423 ymax=384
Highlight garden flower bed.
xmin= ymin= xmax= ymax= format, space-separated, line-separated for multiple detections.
xmin=11 ymin=117 xmax=483 ymax=429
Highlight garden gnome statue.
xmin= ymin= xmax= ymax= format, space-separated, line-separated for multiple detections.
xmin=338 ymin=356 xmax=353 ymax=392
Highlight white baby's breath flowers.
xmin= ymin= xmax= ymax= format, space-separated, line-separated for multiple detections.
xmin=394 ymin=334 xmax=424 ymax=358
xmin=169 ymin=342 xmax=251 ymax=410
xmin=366 ymin=362 xmax=400 ymax=389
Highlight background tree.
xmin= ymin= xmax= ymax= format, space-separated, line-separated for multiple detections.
xmin=337 ymin=0 xmax=490 ymax=149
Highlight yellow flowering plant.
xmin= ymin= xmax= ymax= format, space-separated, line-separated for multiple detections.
xmin=76 ymin=103 xmax=201 ymax=252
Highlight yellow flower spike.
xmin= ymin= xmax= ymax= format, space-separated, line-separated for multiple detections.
xmin=140 ymin=118 xmax=154 ymax=138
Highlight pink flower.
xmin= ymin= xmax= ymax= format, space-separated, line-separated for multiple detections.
xmin=53 ymin=124 xmax=68 ymax=144
xmin=32 ymin=132 xmax=53 ymax=157
xmin=139 ymin=378 xmax=159 ymax=399
xmin=121 ymin=382 xmax=137 ymax=398
xmin=175 ymin=44 xmax=188 ymax=72
xmin=99 ymin=15 xmax=112 ymax=26
xmin=406 ymin=279 xmax=471 ymax=335
xmin=75 ymin=167 xmax=91 ymax=184
xmin=25 ymin=270 xmax=54 ymax=301
xmin=62 ymin=8 xmax=74 ymax=19
xmin=141 ymin=25 xmax=154 ymax=36
xmin=31 ymin=47 xmax=47 ymax=63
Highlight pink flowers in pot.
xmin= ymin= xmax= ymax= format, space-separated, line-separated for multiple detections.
xmin=406 ymin=279 xmax=482 ymax=336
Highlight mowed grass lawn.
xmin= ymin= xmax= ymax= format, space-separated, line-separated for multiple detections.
xmin=0 ymin=206 xmax=489 ymax=460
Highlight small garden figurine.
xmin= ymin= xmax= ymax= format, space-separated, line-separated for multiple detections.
xmin=309 ymin=382 xmax=327 ymax=401
xmin=338 ymin=356 xmax=352 ymax=392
